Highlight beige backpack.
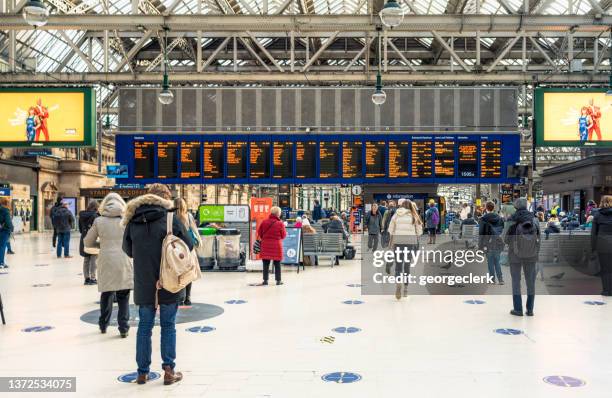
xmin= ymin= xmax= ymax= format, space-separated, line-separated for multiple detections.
xmin=158 ymin=212 xmax=201 ymax=297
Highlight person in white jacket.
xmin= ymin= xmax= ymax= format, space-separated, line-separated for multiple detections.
xmin=388 ymin=199 xmax=423 ymax=300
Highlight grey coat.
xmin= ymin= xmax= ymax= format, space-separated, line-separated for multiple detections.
xmin=84 ymin=193 xmax=134 ymax=293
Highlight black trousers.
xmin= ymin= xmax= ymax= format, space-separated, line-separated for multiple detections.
xmin=99 ymin=289 xmax=131 ymax=332
xmin=52 ymin=228 xmax=57 ymax=247
xmin=184 ymin=283 xmax=192 ymax=300
xmin=262 ymin=259 xmax=281 ymax=282
xmin=599 ymin=253 xmax=612 ymax=293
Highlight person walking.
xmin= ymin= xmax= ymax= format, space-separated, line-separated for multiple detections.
xmin=122 ymin=184 xmax=193 ymax=385
xmin=312 ymin=200 xmax=323 ymax=223
xmin=79 ymin=200 xmax=99 ymax=285
xmin=388 ymin=199 xmax=423 ymax=299
xmin=591 ymin=195 xmax=612 ymax=296
xmin=505 ymin=198 xmax=541 ymax=317
xmin=256 ymin=206 xmax=287 ymax=286
xmin=0 ymin=198 xmax=13 ymax=269
xmin=381 ymin=200 xmax=397 ymax=248
xmin=53 ymin=202 xmax=74 ymax=259
xmin=478 ymin=201 xmax=505 ymax=285
xmin=364 ymin=203 xmax=382 ymax=251
xmin=425 ymin=201 xmax=440 ymax=244
xmin=173 ymin=197 xmax=201 ymax=306
xmin=84 ymin=193 xmax=133 ymax=337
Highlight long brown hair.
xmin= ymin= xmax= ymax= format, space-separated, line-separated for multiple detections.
xmin=404 ymin=199 xmax=423 ymax=225
xmin=173 ymin=197 xmax=189 ymax=227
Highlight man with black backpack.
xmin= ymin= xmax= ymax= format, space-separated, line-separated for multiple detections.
xmin=504 ymin=198 xmax=541 ymax=317
xmin=478 ymin=202 xmax=505 ymax=285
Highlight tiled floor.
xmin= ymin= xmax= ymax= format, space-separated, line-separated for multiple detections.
xmin=0 ymin=233 xmax=611 ymax=397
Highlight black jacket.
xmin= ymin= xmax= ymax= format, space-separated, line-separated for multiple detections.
xmin=52 ymin=207 xmax=74 ymax=233
xmin=478 ymin=212 xmax=504 ymax=250
xmin=0 ymin=206 xmax=13 ymax=233
xmin=325 ymin=219 xmax=349 ymax=240
xmin=504 ymin=209 xmax=540 ymax=262
xmin=122 ymin=194 xmax=193 ymax=306
xmin=591 ymin=207 xmax=612 ymax=254
xmin=78 ymin=210 xmax=98 ymax=257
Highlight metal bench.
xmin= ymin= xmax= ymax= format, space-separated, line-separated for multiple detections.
xmin=449 ymin=223 xmax=462 ymax=245
xmin=312 ymin=224 xmax=325 ymax=234
xmin=301 ymin=233 xmax=345 ymax=267
xmin=461 ymin=224 xmax=479 ymax=248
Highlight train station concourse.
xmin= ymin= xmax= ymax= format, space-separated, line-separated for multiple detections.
xmin=1 ymin=0 xmax=612 ymax=397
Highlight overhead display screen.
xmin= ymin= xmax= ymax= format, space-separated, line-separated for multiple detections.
xmin=434 ymin=140 xmax=455 ymax=178
xmin=250 ymin=141 xmax=270 ymax=179
xmin=342 ymin=141 xmax=362 ymax=178
xmin=388 ymin=141 xmax=409 ymax=178
xmin=365 ymin=141 xmax=385 ymax=178
xmin=296 ymin=141 xmax=317 ymax=179
xmin=458 ymin=142 xmax=478 ymax=178
xmin=480 ymin=139 xmax=502 ymax=178
xmin=180 ymin=141 xmax=201 ymax=179
xmin=227 ymin=141 xmax=247 ymax=179
xmin=157 ymin=141 xmax=178 ymax=179
xmin=273 ymin=142 xmax=293 ymax=179
xmin=320 ymin=141 xmax=340 ymax=178
xmin=411 ymin=139 xmax=433 ymax=178
xmin=134 ymin=141 xmax=155 ymax=179
xmin=203 ymin=141 xmax=224 ymax=179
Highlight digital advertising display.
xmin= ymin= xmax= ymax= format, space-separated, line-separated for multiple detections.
xmin=535 ymin=87 xmax=612 ymax=147
xmin=0 ymin=87 xmax=96 ymax=147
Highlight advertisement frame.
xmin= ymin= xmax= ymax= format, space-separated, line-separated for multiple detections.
xmin=0 ymin=86 xmax=96 ymax=148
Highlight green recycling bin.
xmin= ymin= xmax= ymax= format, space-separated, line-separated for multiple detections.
xmin=198 ymin=227 xmax=217 ymax=270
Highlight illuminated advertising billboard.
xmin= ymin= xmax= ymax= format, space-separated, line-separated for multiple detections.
xmin=0 ymin=87 xmax=96 ymax=147
xmin=535 ymin=87 xmax=612 ymax=147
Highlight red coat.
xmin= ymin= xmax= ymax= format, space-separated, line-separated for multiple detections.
xmin=257 ymin=214 xmax=287 ymax=261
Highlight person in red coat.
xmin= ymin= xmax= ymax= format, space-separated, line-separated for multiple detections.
xmin=257 ymin=206 xmax=287 ymax=286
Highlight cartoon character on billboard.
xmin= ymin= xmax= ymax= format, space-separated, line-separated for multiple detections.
xmin=587 ymin=99 xmax=602 ymax=141
xmin=578 ymin=106 xmax=592 ymax=142
xmin=34 ymin=99 xmax=50 ymax=141
xmin=25 ymin=107 xmax=40 ymax=142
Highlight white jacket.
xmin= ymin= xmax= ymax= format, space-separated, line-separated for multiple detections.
xmin=388 ymin=208 xmax=423 ymax=245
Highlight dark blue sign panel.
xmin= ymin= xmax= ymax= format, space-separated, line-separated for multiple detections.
xmin=281 ymin=227 xmax=301 ymax=265
xmin=115 ymin=133 xmax=520 ymax=184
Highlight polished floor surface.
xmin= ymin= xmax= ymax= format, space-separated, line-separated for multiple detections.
xmin=0 ymin=233 xmax=611 ymax=397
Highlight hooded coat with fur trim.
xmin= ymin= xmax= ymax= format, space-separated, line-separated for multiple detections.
xmin=121 ymin=194 xmax=193 ymax=305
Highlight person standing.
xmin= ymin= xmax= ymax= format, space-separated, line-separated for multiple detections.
xmin=364 ymin=203 xmax=382 ymax=252
xmin=591 ymin=195 xmax=612 ymax=296
xmin=79 ymin=200 xmax=99 ymax=285
xmin=312 ymin=200 xmax=322 ymax=223
xmin=256 ymin=206 xmax=287 ymax=286
xmin=50 ymin=197 xmax=64 ymax=248
xmin=122 ymin=184 xmax=192 ymax=385
xmin=0 ymin=198 xmax=13 ymax=268
xmin=84 ymin=193 xmax=133 ymax=337
xmin=505 ymin=198 xmax=540 ymax=316
xmin=459 ymin=203 xmax=471 ymax=220
xmin=388 ymin=199 xmax=422 ymax=299
xmin=479 ymin=202 xmax=505 ymax=285
xmin=425 ymin=201 xmax=440 ymax=244
xmin=173 ymin=197 xmax=201 ymax=306
xmin=381 ymin=200 xmax=397 ymax=248
xmin=53 ymin=202 xmax=74 ymax=259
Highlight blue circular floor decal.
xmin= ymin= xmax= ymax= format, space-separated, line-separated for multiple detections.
xmin=543 ymin=375 xmax=586 ymax=387
xmin=32 ymin=283 xmax=51 ymax=287
xmin=321 ymin=372 xmax=362 ymax=384
xmin=186 ymin=326 xmax=216 ymax=333
xmin=342 ymin=300 xmax=364 ymax=305
xmin=332 ymin=327 xmax=361 ymax=334
xmin=80 ymin=303 xmax=224 ymax=326
xmin=117 ymin=371 xmax=161 ymax=383
xmin=464 ymin=299 xmax=486 ymax=304
xmin=225 ymin=300 xmax=247 ymax=304
xmin=584 ymin=300 xmax=606 ymax=306
xmin=494 ymin=328 xmax=523 ymax=335
xmin=22 ymin=326 xmax=54 ymax=333
xmin=346 ymin=284 xmax=362 ymax=288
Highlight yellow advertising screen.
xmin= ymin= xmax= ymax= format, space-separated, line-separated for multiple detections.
xmin=0 ymin=88 xmax=94 ymax=146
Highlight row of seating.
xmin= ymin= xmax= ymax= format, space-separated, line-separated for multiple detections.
xmin=302 ymin=233 xmax=345 ymax=267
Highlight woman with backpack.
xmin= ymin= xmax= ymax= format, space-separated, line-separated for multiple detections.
xmin=79 ymin=200 xmax=99 ymax=285
xmin=478 ymin=201 xmax=505 ymax=285
xmin=256 ymin=206 xmax=287 ymax=286
xmin=174 ymin=198 xmax=201 ymax=306
xmin=425 ymin=201 xmax=439 ymax=244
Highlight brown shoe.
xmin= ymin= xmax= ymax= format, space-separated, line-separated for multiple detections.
xmin=136 ymin=373 xmax=149 ymax=385
xmin=395 ymin=284 xmax=402 ymax=300
xmin=163 ymin=365 xmax=183 ymax=385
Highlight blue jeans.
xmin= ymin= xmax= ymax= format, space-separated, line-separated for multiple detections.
xmin=56 ymin=232 xmax=70 ymax=257
xmin=136 ymin=303 xmax=178 ymax=375
xmin=510 ymin=260 xmax=536 ymax=312
xmin=486 ymin=250 xmax=503 ymax=282
xmin=0 ymin=230 xmax=9 ymax=265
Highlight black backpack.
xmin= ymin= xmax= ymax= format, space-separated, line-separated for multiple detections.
xmin=485 ymin=220 xmax=505 ymax=251
xmin=513 ymin=219 xmax=539 ymax=259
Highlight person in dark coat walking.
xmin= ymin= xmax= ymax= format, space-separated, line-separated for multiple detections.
xmin=312 ymin=200 xmax=323 ymax=223
xmin=256 ymin=206 xmax=287 ymax=286
xmin=53 ymin=202 xmax=74 ymax=258
xmin=504 ymin=198 xmax=541 ymax=317
xmin=79 ymin=200 xmax=99 ymax=285
xmin=50 ymin=196 xmax=63 ymax=248
xmin=0 ymin=198 xmax=13 ymax=268
xmin=122 ymin=184 xmax=192 ymax=386
xmin=478 ymin=202 xmax=505 ymax=285
xmin=364 ymin=203 xmax=382 ymax=251
xmin=591 ymin=195 xmax=612 ymax=296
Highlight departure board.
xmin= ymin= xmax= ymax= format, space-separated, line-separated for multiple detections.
xmin=249 ymin=141 xmax=270 ymax=179
xmin=296 ymin=141 xmax=317 ymax=179
xmin=388 ymin=141 xmax=409 ymax=178
xmin=365 ymin=141 xmax=386 ymax=178
xmin=180 ymin=142 xmax=201 ymax=179
xmin=319 ymin=141 xmax=340 ymax=178
xmin=157 ymin=141 xmax=178 ymax=179
xmin=134 ymin=141 xmax=155 ymax=179
xmin=227 ymin=141 xmax=247 ymax=179
xmin=203 ymin=141 xmax=224 ymax=179
xmin=434 ymin=140 xmax=455 ymax=178
xmin=458 ymin=142 xmax=478 ymax=178
xmin=411 ymin=140 xmax=433 ymax=178
xmin=273 ymin=142 xmax=293 ymax=179
xmin=342 ymin=141 xmax=362 ymax=178
xmin=480 ymin=140 xmax=502 ymax=178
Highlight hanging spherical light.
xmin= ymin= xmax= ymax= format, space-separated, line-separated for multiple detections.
xmin=371 ymin=72 xmax=386 ymax=105
xmin=158 ymin=73 xmax=174 ymax=105
xmin=23 ymin=1 xmax=49 ymax=28
xmin=379 ymin=0 xmax=404 ymax=29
